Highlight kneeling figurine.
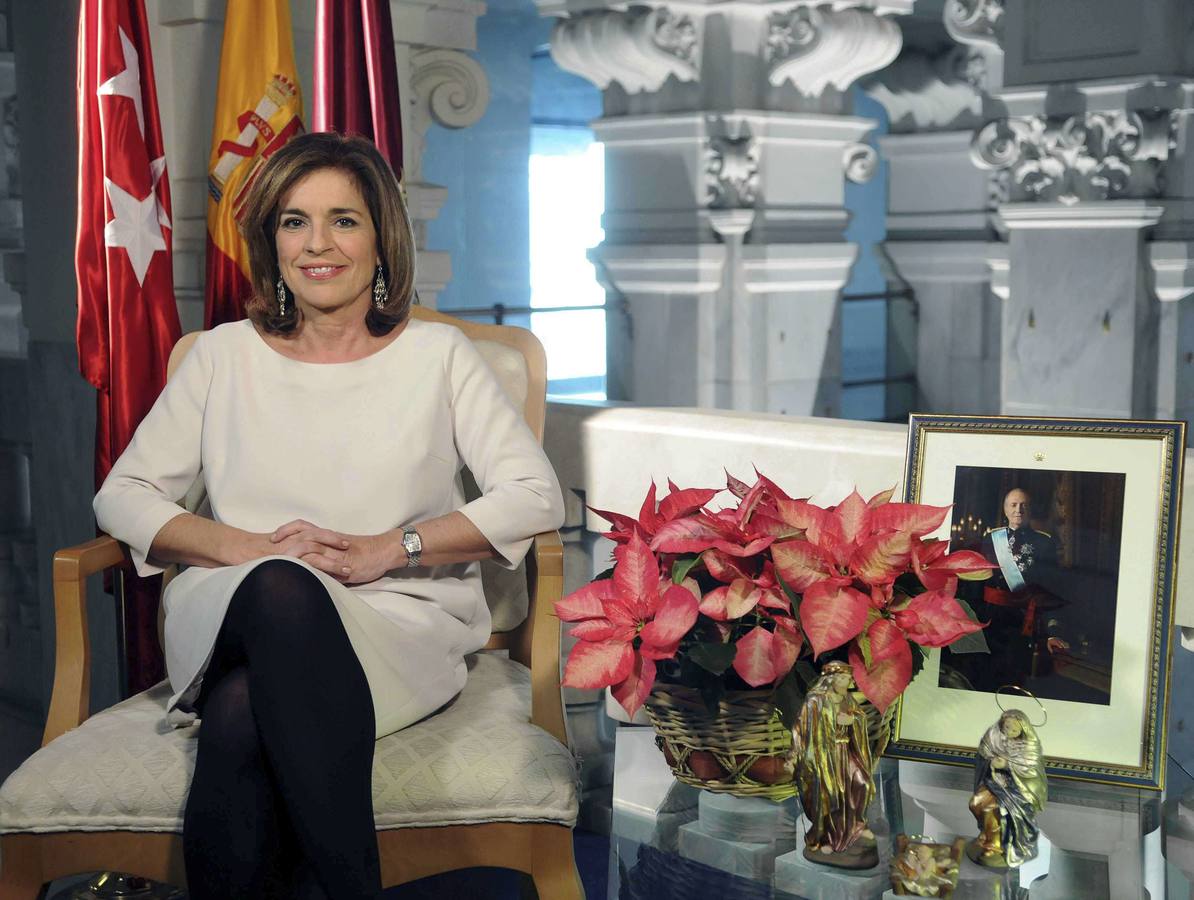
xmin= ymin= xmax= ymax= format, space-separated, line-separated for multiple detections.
xmin=890 ymin=835 xmax=963 ymax=897
xmin=790 ymin=661 xmax=877 ymax=869
xmin=967 ymin=708 xmax=1047 ymax=868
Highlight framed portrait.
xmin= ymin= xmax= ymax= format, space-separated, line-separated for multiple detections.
xmin=889 ymin=414 xmax=1185 ymax=789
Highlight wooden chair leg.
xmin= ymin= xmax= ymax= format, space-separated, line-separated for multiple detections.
xmin=0 ymin=834 xmax=46 ymax=900
xmin=529 ymin=825 xmax=584 ymax=900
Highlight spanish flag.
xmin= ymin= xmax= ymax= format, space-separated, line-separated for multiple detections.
xmin=204 ymin=0 xmax=304 ymax=328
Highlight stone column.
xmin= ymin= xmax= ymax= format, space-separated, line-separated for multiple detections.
xmin=539 ymin=0 xmax=911 ymax=413
xmin=153 ymin=0 xmax=491 ymax=321
xmin=865 ymin=0 xmax=1005 ymax=415
xmin=1149 ymin=241 xmax=1194 ymax=426
xmin=962 ymin=0 xmax=1194 ymax=420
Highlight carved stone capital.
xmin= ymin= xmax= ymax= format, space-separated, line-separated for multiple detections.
xmin=972 ymin=110 xmax=1178 ymax=204
xmin=705 ymin=136 xmax=760 ymax=209
xmin=944 ymin=0 xmax=1004 ymax=51
xmin=767 ymin=6 xmax=902 ymax=97
xmin=410 ymin=49 xmax=491 ymax=131
xmin=551 ymin=6 xmax=700 ymax=94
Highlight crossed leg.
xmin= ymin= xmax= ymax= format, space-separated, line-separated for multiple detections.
xmin=182 ymin=559 xmax=381 ymax=899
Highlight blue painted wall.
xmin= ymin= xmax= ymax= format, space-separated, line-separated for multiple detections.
xmin=840 ymin=87 xmax=890 ymax=422
xmin=422 ymin=5 xmax=541 ymax=316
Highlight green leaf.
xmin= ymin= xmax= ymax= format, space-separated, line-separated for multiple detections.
xmin=776 ymin=571 xmax=803 ymax=614
xmin=909 ymin=644 xmax=928 ymax=682
xmin=699 ymin=679 xmax=726 ymax=714
xmin=593 ymin=566 xmax=615 ymax=583
xmin=795 ymin=660 xmax=820 ymax=690
xmin=687 ymin=641 xmax=737 ymax=675
xmin=678 ymin=654 xmax=728 ymax=710
xmin=857 ymin=632 xmax=874 ymax=668
xmin=772 ymin=670 xmax=806 ymax=729
xmin=672 ymin=555 xmax=702 ymax=584
xmin=944 ymin=597 xmax=991 ymax=654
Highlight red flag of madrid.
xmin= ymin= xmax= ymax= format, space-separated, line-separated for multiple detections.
xmin=76 ymin=0 xmax=181 ymax=492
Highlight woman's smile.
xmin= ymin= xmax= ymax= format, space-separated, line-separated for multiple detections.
xmin=300 ymin=263 xmax=347 ymax=280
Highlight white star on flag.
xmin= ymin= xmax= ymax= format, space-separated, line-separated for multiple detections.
xmin=104 ymin=155 xmax=171 ymax=287
xmin=97 ymin=26 xmax=145 ymax=138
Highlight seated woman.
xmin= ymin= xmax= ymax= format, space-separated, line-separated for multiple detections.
xmin=93 ymin=132 xmax=565 ymax=899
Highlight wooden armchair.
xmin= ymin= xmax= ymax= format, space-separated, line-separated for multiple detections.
xmin=0 ymin=307 xmax=584 ymax=899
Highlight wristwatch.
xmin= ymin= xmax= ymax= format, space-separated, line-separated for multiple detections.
xmin=401 ymin=526 xmax=422 ymax=568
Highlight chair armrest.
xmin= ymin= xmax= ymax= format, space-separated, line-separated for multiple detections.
xmin=523 ymin=530 xmax=568 ymax=747
xmin=44 ymin=535 xmax=127 ymax=746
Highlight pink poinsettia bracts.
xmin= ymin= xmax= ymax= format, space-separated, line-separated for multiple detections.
xmin=770 ymin=488 xmax=994 ymax=711
xmin=589 ymin=480 xmax=720 ymax=562
xmin=556 ymin=531 xmax=698 ymax=717
xmin=558 ymin=473 xmax=995 ymax=720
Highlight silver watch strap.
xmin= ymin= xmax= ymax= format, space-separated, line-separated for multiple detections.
xmin=402 ymin=526 xmax=422 ymax=567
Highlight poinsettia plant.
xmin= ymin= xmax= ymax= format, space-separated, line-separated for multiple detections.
xmin=556 ymin=471 xmax=994 ymax=721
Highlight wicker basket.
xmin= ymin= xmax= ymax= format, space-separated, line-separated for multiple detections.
xmin=643 ymin=685 xmax=796 ymax=801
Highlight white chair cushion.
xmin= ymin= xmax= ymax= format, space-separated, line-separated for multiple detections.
xmin=0 ymin=654 xmax=577 ymax=834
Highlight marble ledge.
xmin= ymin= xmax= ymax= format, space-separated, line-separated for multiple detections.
xmin=537 ymin=0 xmax=911 ymax=18
xmin=998 ymin=202 xmax=1165 ymax=230
xmin=591 ymin=111 xmax=876 ymax=147
xmin=570 ymin=404 xmax=905 ymax=527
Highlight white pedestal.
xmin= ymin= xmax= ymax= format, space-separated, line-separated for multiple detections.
xmin=773 ymin=822 xmax=891 ymax=900
xmin=676 ymin=792 xmax=801 ymax=879
xmin=678 ymin=821 xmax=796 ymax=880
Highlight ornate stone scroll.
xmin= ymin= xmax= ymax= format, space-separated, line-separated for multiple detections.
xmin=971 ymin=110 xmax=1177 ymax=203
xmin=944 ymin=0 xmax=1004 ymax=50
xmin=767 ymin=5 xmax=902 ymax=96
xmin=551 ymin=6 xmax=700 ymax=94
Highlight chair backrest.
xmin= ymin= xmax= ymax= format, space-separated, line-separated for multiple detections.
xmin=159 ymin=306 xmax=548 ymax=642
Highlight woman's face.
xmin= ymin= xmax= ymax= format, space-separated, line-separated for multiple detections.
xmin=1001 ymin=715 xmax=1024 ymax=738
xmin=275 ymin=167 xmax=379 ymax=319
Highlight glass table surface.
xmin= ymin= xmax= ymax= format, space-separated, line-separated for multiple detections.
xmin=609 ymin=728 xmax=1194 ymax=900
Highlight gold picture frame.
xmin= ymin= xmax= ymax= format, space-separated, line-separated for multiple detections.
xmin=889 ymin=414 xmax=1185 ymax=790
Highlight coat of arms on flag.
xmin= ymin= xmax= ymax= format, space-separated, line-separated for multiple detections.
xmin=204 ymin=0 xmax=304 ymax=328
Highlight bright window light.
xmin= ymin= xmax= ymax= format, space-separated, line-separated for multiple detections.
xmin=529 ymin=128 xmax=606 ymax=399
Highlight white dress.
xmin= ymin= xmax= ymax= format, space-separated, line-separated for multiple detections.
xmin=93 ymin=317 xmax=565 ymax=738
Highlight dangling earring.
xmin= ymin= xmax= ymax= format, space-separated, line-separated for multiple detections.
xmin=276 ymin=276 xmax=288 ymax=316
xmin=373 ymin=265 xmax=387 ymax=311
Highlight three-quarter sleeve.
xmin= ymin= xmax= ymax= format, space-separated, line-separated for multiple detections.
xmin=446 ymin=330 xmax=565 ymax=569
xmin=93 ymin=333 xmax=212 ymax=577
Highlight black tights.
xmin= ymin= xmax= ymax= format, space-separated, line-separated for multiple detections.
xmin=182 ymin=559 xmax=381 ymax=899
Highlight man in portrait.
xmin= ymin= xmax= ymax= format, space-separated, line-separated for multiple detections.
xmin=955 ymin=487 xmax=1069 ymax=692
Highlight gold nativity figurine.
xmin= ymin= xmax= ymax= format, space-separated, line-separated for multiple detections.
xmin=789 ymin=661 xmax=878 ymax=869
xmin=967 ymin=708 xmax=1048 ymax=868
xmin=890 ymin=836 xmax=964 ymax=897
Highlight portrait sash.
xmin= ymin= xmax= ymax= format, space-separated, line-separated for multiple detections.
xmin=990 ymin=527 xmax=1027 ymax=591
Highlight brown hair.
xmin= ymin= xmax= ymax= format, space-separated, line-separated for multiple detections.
xmin=238 ymin=132 xmax=416 ymax=334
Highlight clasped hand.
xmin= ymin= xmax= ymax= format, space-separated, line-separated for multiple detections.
xmin=263 ymin=519 xmax=399 ymax=584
